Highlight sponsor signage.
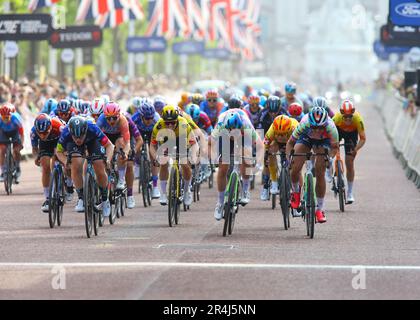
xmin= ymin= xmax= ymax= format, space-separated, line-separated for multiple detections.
xmin=0 ymin=14 xmax=52 ymax=41
xmin=172 ymin=41 xmax=205 ymax=55
xmin=390 ymin=0 xmax=420 ymax=27
xmin=373 ymin=40 xmax=410 ymax=60
xmin=126 ymin=37 xmax=167 ymax=53
xmin=202 ymin=48 xmax=231 ymax=60
xmin=381 ymin=24 xmax=420 ymax=46
xmin=49 ymin=25 xmax=103 ymax=49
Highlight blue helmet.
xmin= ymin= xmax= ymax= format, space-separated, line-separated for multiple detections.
xmin=225 ymin=113 xmax=243 ymax=130
xmin=79 ymin=101 xmax=91 ymax=115
xmin=260 ymin=95 xmax=267 ymax=107
xmin=43 ymin=99 xmax=58 ymax=114
xmin=308 ymin=107 xmax=328 ymax=127
xmin=154 ymin=97 xmax=166 ymax=113
xmin=34 ymin=114 xmax=52 ymax=134
xmin=266 ymin=96 xmax=281 ymax=113
xmin=69 ymin=91 xmax=79 ymax=100
xmin=57 ymin=99 xmax=71 ymax=113
xmin=285 ymin=82 xmax=297 ymax=94
xmin=312 ymin=97 xmax=328 ymax=110
xmin=68 ymin=116 xmax=88 ymax=138
xmin=187 ymin=104 xmax=201 ymax=123
xmin=140 ymin=102 xmax=156 ymax=120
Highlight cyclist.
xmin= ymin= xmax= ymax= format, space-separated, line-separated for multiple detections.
xmin=154 ymin=96 xmax=166 ymax=117
xmin=288 ymin=102 xmax=305 ymax=122
xmin=261 ymin=115 xmax=299 ymax=201
xmin=78 ymin=101 xmax=91 ymax=116
xmin=187 ymin=104 xmax=213 ymax=136
xmin=41 ymin=98 xmax=58 ymax=115
xmin=286 ymin=107 xmax=339 ymax=224
xmin=220 ymin=95 xmax=244 ymax=114
xmin=191 ymin=93 xmax=205 ymax=107
xmin=56 ymin=116 xmax=114 ymax=215
xmin=211 ymin=109 xmax=263 ymax=221
xmin=332 ymin=100 xmax=366 ymax=204
xmin=31 ymin=114 xmax=66 ymax=212
xmin=281 ymin=82 xmax=303 ymax=114
xmin=150 ymin=105 xmax=197 ymax=207
xmin=132 ymin=101 xmax=161 ymax=199
xmin=96 ymin=102 xmax=131 ymax=191
xmin=178 ymin=92 xmax=192 ymax=111
xmin=89 ymin=98 xmax=106 ymax=122
xmin=244 ymin=94 xmax=263 ymax=129
xmin=52 ymin=99 xmax=77 ymax=124
xmin=200 ymin=90 xmax=225 ymax=127
xmin=0 ymin=104 xmax=24 ymax=183
xmin=311 ymin=97 xmax=335 ymax=118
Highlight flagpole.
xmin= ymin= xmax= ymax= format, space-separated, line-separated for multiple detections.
xmin=128 ymin=21 xmax=135 ymax=79
xmin=3 ymin=1 xmax=11 ymax=79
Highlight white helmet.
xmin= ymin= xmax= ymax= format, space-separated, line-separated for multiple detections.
xmin=101 ymin=95 xmax=111 ymax=105
xmin=90 ymin=98 xmax=105 ymax=116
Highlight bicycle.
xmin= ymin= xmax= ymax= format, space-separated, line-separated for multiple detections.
xmin=138 ymin=142 xmax=152 ymax=208
xmin=191 ymin=164 xmax=201 ymax=203
xmin=223 ymin=154 xmax=253 ymax=237
xmin=331 ymin=142 xmax=354 ymax=212
xmin=4 ymin=137 xmax=17 ymax=195
xmin=47 ymin=156 xmax=66 ymax=229
xmin=68 ymin=152 xmax=104 ymax=238
xmin=108 ymin=149 xmax=127 ymax=225
xmin=270 ymin=151 xmax=292 ymax=230
xmin=290 ymin=149 xmax=330 ymax=239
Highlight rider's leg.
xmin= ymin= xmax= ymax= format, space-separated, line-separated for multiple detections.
xmin=116 ymin=138 xmax=130 ymax=185
xmin=40 ymin=156 xmax=52 ymax=199
xmin=93 ymin=160 xmax=108 ymax=202
xmin=71 ymin=156 xmax=84 ymax=200
xmin=314 ymin=146 xmax=328 ymax=211
xmin=126 ymin=160 xmax=134 ymax=197
xmin=290 ymin=143 xmax=310 ymax=192
xmin=346 ymin=154 xmax=355 ymax=195
xmin=0 ymin=144 xmax=6 ymax=175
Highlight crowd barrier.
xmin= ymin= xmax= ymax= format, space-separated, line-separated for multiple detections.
xmin=375 ymin=89 xmax=420 ymax=190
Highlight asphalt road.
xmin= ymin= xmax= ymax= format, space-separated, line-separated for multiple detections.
xmin=1 ymin=95 xmax=420 ymax=300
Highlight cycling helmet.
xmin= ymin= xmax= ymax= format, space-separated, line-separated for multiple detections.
xmin=273 ymin=115 xmax=293 ymax=134
xmin=180 ymin=92 xmax=191 ymax=104
xmin=154 ymin=97 xmax=166 ymax=113
xmin=140 ymin=102 xmax=156 ymax=120
xmin=225 ymin=112 xmax=243 ymax=130
xmin=0 ymin=104 xmax=12 ymax=117
xmin=206 ymin=89 xmax=219 ymax=100
xmin=73 ymin=99 xmax=83 ymax=113
xmin=266 ymin=96 xmax=281 ymax=113
xmin=288 ymin=103 xmax=303 ymax=118
xmin=285 ymin=82 xmax=297 ymax=94
xmin=104 ymin=102 xmax=121 ymax=118
xmin=69 ymin=91 xmax=79 ymax=100
xmin=132 ymin=97 xmax=143 ymax=110
xmin=90 ymin=98 xmax=105 ymax=116
xmin=312 ymin=97 xmax=328 ymax=110
xmin=228 ymin=96 xmax=243 ymax=110
xmin=260 ymin=95 xmax=267 ymax=107
xmin=34 ymin=114 xmax=52 ymax=134
xmin=162 ymin=105 xmax=179 ymax=122
xmin=79 ymin=101 xmax=91 ymax=115
xmin=187 ymin=104 xmax=201 ymax=123
xmin=101 ymin=94 xmax=111 ymax=105
xmin=340 ymin=100 xmax=356 ymax=116
xmin=8 ymin=103 xmax=16 ymax=113
xmin=68 ymin=116 xmax=88 ymax=138
xmin=43 ymin=99 xmax=58 ymax=114
xmin=191 ymin=93 xmax=204 ymax=105
xmin=308 ymin=107 xmax=328 ymax=127
xmin=258 ymin=89 xmax=269 ymax=98
xmin=248 ymin=94 xmax=261 ymax=105
xmin=57 ymin=99 xmax=72 ymax=113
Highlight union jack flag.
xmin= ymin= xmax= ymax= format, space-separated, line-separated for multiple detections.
xmin=28 ymin=0 xmax=61 ymax=12
xmin=76 ymin=0 xmax=144 ymax=28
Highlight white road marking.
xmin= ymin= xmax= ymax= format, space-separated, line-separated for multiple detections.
xmin=0 ymin=262 xmax=420 ymax=271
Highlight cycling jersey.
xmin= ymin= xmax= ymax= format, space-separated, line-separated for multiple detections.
xmin=244 ymin=105 xmax=263 ymax=128
xmin=57 ymin=123 xmax=109 ymax=154
xmin=151 ymin=116 xmax=196 ymax=147
xmin=179 ymin=110 xmax=200 ymax=131
xmin=291 ymin=114 xmax=339 ymax=145
xmin=96 ymin=114 xmax=131 ymax=144
xmin=333 ymin=112 xmax=366 ymax=140
xmin=257 ymin=110 xmax=278 ymax=134
xmin=0 ymin=114 xmax=24 ymax=134
xmin=194 ymin=112 xmax=213 ymax=135
xmin=280 ymin=96 xmax=303 ymax=114
xmin=200 ymin=101 xmax=225 ymax=127
xmin=265 ymin=117 xmax=299 ymax=147
xmin=212 ymin=109 xmax=257 ymax=140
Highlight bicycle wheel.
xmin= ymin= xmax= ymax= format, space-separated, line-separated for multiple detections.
xmin=280 ymin=168 xmax=291 ymax=230
xmin=140 ymin=158 xmax=148 ymax=208
xmin=92 ymin=181 xmax=100 ymax=236
xmin=168 ymin=167 xmax=178 ymax=227
xmin=223 ymin=173 xmax=239 ymax=237
xmin=120 ymin=191 xmax=126 ymax=217
xmin=145 ymin=160 xmax=152 ymax=206
xmin=84 ymin=173 xmax=94 ymax=238
xmin=305 ymin=174 xmax=316 ymax=239
xmin=56 ymin=167 xmax=65 ymax=227
xmin=337 ymin=161 xmax=346 ymax=212
xmin=208 ymin=165 xmax=214 ymax=189
xmin=48 ymin=168 xmax=58 ymax=229
xmin=4 ymin=145 xmax=13 ymax=195
xmin=272 ymin=192 xmax=277 ymax=210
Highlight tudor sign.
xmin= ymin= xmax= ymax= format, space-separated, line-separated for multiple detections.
xmin=49 ymin=25 xmax=102 ymax=49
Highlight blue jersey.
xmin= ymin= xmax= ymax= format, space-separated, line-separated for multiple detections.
xmin=57 ymin=123 xmax=109 ymax=152
xmin=200 ymin=101 xmax=226 ymax=126
xmin=0 ymin=114 xmax=23 ymax=133
xmin=131 ymin=111 xmax=160 ymax=134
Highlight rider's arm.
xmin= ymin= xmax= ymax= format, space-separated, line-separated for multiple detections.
xmin=355 ymin=115 xmax=367 ymax=153
xmin=104 ymin=140 xmax=115 ymax=164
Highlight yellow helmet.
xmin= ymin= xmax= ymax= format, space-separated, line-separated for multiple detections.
xmin=273 ymin=115 xmax=293 ymax=134
xmin=162 ymin=105 xmax=179 ymax=122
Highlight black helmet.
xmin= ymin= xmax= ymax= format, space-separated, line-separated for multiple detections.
xmin=228 ymin=96 xmax=243 ymax=109
xmin=68 ymin=116 xmax=88 ymax=138
xmin=266 ymin=96 xmax=281 ymax=113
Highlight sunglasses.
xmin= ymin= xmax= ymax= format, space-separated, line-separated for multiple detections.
xmin=143 ymin=117 xmax=154 ymax=121
xmin=343 ymin=115 xmax=353 ymax=120
xmin=165 ymin=121 xmax=177 ymax=126
xmin=106 ymin=116 xmax=119 ymax=122
xmin=207 ymin=99 xmax=218 ymax=103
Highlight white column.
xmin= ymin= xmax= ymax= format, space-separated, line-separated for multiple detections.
xmin=76 ymin=49 xmax=83 ymax=67
xmin=127 ymin=21 xmax=135 ymax=79
xmin=49 ymin=49 xmax=58 ymax=76
xmin=165 ymin=47 xmax=173 ymax=75
xmin=147 ymin=53 xmax=154 ymax=75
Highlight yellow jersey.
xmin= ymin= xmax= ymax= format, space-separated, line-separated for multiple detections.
xmin=333 ymin=112 xmax=366 ymax=140
xmin=265 ymin=118 xmax=299 ymax=147
xmin=151 ymin=116 xmax=196 ymax=146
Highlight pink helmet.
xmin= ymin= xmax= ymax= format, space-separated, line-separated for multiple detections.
xmin=104 ymin=101 xmax=121 ymax=118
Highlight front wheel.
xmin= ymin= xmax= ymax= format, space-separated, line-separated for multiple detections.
xmin=84 ymin=173 xmax=95 ymax=238
xmin=48 ymin=169 xmax=58 ymax=229
xmin=337 ymin=161 xmax=346 ymax=213
xmin=280 ymin=168 xmax=291 ymax=231
xmin=223 ymin=173 xmax=239 ymax=237
xmin=305 ymin=175 xmax=316 ymax=239
xmin=168 ymin=167 xmax=179 ymax=227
